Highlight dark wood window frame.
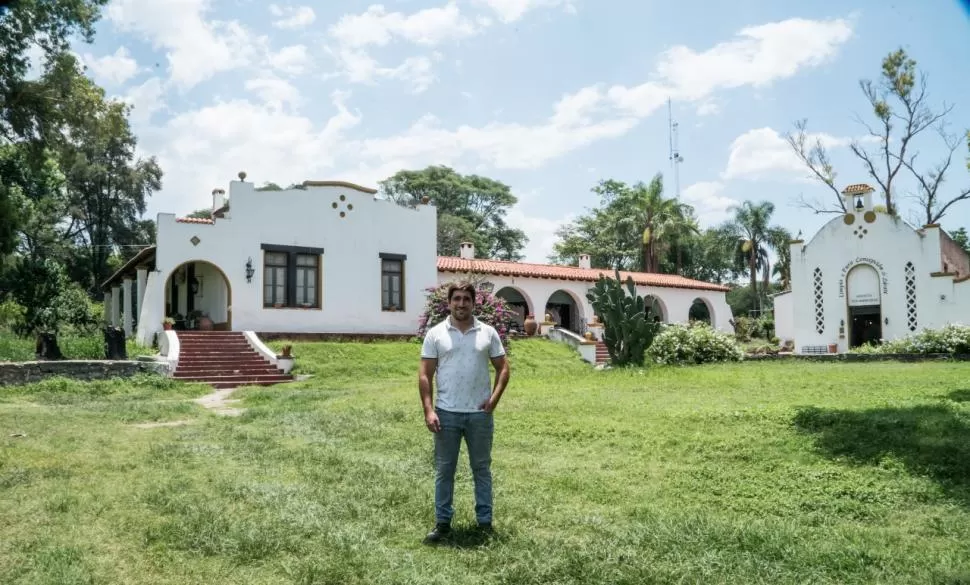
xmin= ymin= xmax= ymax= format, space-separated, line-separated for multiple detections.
xmin=262 ymin=244 xmax=324 ymax=309
xmin=379 ymin=253 xmax=406 ymax=311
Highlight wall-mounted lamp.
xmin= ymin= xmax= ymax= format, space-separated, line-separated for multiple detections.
xmin=479 ymin=281 xmax=494 ymax=292
xmin=245 ymin=257 xmax=255 ymax=283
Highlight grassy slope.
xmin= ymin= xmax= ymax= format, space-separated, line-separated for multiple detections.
xmin=1 ymin=339 xmax=969 ymax=584
xmin=0 ymin=330 xmax=157 ymax=361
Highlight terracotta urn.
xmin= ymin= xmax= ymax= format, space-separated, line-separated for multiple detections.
xmin=523 ymin=314 xmax=538 ymax=336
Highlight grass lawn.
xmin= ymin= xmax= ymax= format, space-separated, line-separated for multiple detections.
xmin=0 ymin=329 xmax=157 ymax=361
xmin=2 ymin=339 xmax=970 ymax=584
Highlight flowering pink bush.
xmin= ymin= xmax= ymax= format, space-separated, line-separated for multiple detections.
xmin=417 ymin=282 xmax=516 ymax=350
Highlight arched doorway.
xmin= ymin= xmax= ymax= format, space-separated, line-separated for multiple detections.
xmin=846 ymin=263 xmax=882 ymax=347
xmin=165 ymin=260 xmax=232 ymax=330
xmin=644 ymin=295 xmax=668 ymax=323
xmin=495 ymin=286 xmax=532 ymax=334
xmin=545 ymin=289 xmax=585 ymax=334
xmin=688 ymin=297 xmax=712 ymax=325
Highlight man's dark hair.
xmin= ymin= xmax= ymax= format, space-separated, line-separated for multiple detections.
xmin=446 ymin=281 xmax=477 ymax=304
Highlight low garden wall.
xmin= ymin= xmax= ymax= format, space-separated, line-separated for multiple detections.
xmin=0 ymin=359 xmax=169 ymax=386
xmin=744 ymin=353 xmax=970 ymax=362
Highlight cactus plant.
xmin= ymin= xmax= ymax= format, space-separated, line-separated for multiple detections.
xmin=585 ymin=269 xmax=661 ymax=366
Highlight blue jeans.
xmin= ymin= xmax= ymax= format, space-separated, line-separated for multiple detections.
xmin=434 ymin=408 xmax=494 ymax=524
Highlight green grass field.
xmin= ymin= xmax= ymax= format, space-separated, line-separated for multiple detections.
xmin=2 ymin=338 xmax=970 ymax=584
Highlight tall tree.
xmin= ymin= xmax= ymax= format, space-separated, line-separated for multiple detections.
xmin=50 ymin=57 xmax=162 ymax=294
xmin=720 ymin=201 xmax=785 ymax=301
xmin=552 ymin=175 xmax=695 ymax=273
xmin=0 ymin=0 xmax=110 ymax=255
xmin=379 ymin=166 xmax=528 ymax=260
xmin=786 ymin=48 xmax=969 ymax=223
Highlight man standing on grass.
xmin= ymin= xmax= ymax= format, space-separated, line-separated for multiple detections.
xmin=418 ymin=281 xmax=511 ymax=544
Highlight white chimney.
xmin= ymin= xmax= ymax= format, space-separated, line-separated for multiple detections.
xmin=459 ymin=241 xmax=475 ymax=259
xmin=212 ymin=188 xmax=226 ymax=213
xmin=578 ymin=253 xmax=591 ymax=269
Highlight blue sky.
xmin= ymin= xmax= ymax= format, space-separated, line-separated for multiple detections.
xmin=66 ymin=0 xmax=970 ymax=263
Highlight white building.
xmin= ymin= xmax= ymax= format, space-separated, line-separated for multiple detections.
xmin=438 ymin=243 xmax=735 ymax=334
xmin=774 ymin=183 xmax=970 ymax=354
xmin=101 ymin=173 xmax=734 ymax=345
xmin=101 ymin=175 xmax=437 ymax=346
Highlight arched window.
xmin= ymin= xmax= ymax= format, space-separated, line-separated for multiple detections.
xmin=813 ymin=267 xmax=824 ymax=334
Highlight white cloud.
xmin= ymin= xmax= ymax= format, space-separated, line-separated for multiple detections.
xmin=605 ymin=17 xmax=852 ymax=119
xmin=473 ymin=0 xmax=577 ymax=23
xmin=266 ymin=44 xmax=312 ymax=76
xmin=505 ymin=205 xmax=573 ymax=263
xmin=121 ymin=77 xmax=166 ymax=125
xmin=350 ymin=90 xmax=639 ymax=171
xmin=327 ymin=49 xmax=438 ymax=93
xmin=145 ymin=91 xmax=361 ymax=215
xmin=324 ymin=2 xmax=479 ymax=89
xmin=106 ymin=0 xmax=260 ymax=90
xmin=269 ymin=4 xmax=316 ymax=29
xmin=80 ymin=46 xmax=139 ymax=85
xmin=244 ymin=77 xmax=302 ymax=110
xmin=722 ymin=127 xmax=852 ymax=180
xmin=695 ymin=98 xmax=721 ymax=117
xmin=681 ymin=182 xmax=738 ymax=227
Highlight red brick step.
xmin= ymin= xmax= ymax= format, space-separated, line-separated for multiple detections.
xmin=173 ymin=331 xmax=293 ymax=388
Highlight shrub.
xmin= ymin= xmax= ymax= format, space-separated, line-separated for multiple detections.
xmin=417 ymin=282 xmax=516 ymax=350
xmin=849 ymin=324 xmax=970 ymax=355
xmin=647 ymin=322 xmax=745 ymax=365
xmin=732 ymin=316 xmax=755 ymax=342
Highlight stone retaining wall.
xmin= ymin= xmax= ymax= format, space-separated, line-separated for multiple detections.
xmin=0 ymin=359 xmax=169 ymax=386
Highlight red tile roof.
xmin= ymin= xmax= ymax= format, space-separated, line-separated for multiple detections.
xmin=437 ymin=256 xmax=730 ymax=292
xmin=176 ymin=217 xmax=214 ymax=224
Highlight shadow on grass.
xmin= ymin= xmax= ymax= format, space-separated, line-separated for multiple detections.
xmin=946 ymin=389 xmax=970 ymax=403
xmin=429 ymin=525 xmax=503 ymax=550
xmin=793 ymin=400 xmax=970 ymax=506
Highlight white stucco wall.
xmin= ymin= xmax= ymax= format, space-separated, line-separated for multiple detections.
xmin=436 ymin=271 xmax=735 ymax=333
xmin=772 ymin=291 xmax=793 ymax=344
xmin=136 ymin=179 xmax=437 ymax=343
xmin=786 ymin=202 xmax=970 ymax=353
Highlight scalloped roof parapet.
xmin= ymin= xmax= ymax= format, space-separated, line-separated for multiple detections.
xmin=301 ymin=180 xmax=378 ymax=194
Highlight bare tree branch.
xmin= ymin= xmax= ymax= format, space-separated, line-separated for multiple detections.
xmin=783 ymin=119 xmax=846 ymax=214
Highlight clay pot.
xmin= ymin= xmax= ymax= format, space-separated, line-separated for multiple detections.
xmin=524 ymin=314 xmax=538 ymax=336
xmin=827 ymin=343 xmax=838 ymax=354
xmin=198 ymin=316 xmax=214 ymax=331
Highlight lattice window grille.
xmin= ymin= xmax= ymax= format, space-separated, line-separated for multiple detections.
xmin=813 ymin=268 xmax=824 ymax=334
xmin=905 ymin=262 xmax=918 ymax=332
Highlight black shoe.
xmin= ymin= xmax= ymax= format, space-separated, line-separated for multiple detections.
xmin=423 ymin=522 xmax=451 ymax=544
xmin=477 ymin=522 xmax=494 ymax=534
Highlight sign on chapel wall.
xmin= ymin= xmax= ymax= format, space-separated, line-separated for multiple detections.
xmin=838 ymin=258 xmax=889 ymax=305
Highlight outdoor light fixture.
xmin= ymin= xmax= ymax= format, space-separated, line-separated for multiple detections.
xmin=245 ymin=257 xmax=255 ymax=283
xmin=479 ymin=281 xmax=494 ymax=292
xmin=855 ymin=195 xmax=864 ymax=211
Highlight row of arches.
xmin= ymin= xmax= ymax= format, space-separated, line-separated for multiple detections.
xmin=494 ymin=285 xmax=713 ymax=334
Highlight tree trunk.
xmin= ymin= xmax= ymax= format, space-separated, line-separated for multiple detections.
xmin=749 ymin=248 xmax=758 ymax=302
xmin=35 ymin=333 xmax=63 ymax=360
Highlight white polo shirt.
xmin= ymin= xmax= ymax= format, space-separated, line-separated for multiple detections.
xmin=421 ymin=316 xmax=506 ymax=413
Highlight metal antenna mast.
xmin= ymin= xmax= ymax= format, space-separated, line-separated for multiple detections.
xmin=668 ymin=98 xmax=683 ymax=198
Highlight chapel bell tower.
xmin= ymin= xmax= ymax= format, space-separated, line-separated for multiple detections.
xmin=841 ymin=183 xmax=876 ymax=225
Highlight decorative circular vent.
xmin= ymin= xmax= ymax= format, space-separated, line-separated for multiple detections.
xmin=843 ymin=214 xmax=855 ymax=225
xmin=864 ymin=211 xmax=876 ymax=223
xmin=331 ymin=194 xmax=354 ymax=218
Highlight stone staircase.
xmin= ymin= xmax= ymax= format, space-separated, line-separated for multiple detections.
xmin=173 ymin=331 xmax=293 ymax=389
xmin=595 ymin=340 xmax=609 ymax=365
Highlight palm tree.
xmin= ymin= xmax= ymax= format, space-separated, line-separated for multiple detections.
xmin=721 ymin=200 xmax=780 ymax=299
xmin=626 ymin=175 xmax=696 ymax=273
xmin=767 ymin=226 xmax=794 ymax=290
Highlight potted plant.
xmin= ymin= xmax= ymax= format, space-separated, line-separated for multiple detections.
xmin=523 ymin=314 xmax=538 ymax=336
xmin=162 ymin=317 xmax=174 ymax=330
xmin=198 ymin=312 xmax=213 ymax=331
xmin=277 ymin=344 xmax=294 ymax=374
